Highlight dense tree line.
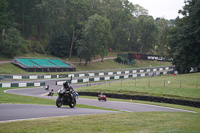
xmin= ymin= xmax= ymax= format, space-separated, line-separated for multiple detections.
xmin=0 ymin=0 xmax=163 ymax=58
xmin=0 ymin=0 xmax=199 ymax=71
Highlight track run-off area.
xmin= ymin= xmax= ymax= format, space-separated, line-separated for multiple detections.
xmin=1 ymin=78 xmax=197 ymax=123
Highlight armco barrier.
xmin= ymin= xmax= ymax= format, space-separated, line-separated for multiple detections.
xmin=0 ymin=82 xmax=45 ymax=88
xmin=56 ymin=70 xmax=172 ymax=85
xmin=2 ymin=75 xmax=59 ymax=80
xmin=1 ymin=66 xmax=174 ymax=80
xmin=78 ymin=92 xmax=200 ymax=108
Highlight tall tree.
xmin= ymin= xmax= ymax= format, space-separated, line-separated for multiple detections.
xmin=77 ymin=14 xmax=112 ymax=65
xmin=156 ymin=18 xmax=171 ymax=58
xmin=168 ymin=0 xmax=200 ymax=73
xmin=136 ymin=15 xmax=158 ymax=53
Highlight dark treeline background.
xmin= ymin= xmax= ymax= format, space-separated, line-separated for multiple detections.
xmin=0 ymin=0 xmax=199 ymax=73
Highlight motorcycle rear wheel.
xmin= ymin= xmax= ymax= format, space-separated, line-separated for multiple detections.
xmin=69 ymin=98 xmax=76 ymax=108
xmin=104 ymin=98 xmax=107 ymax=102
xmin=56 ymin=97 xmax=62 ymax=108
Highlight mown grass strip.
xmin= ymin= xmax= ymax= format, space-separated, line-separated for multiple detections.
xmin=0 ymin=112 xmax=200 ymax=133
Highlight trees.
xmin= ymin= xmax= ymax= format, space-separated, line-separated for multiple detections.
xmin=136 ymin=15 xmax=158 ymax=53
xmin=156 ymin=18 xmax=171 ymax=58
xmin=48 ymin=35 xmax=71 ymax=57
xmin=168 ymin=0 xmax=200 ymax=73
xmin=1 ymin=0 xmax=174 ymax=62
xmin=1 ymin=28 xmax=26 ymax=57
xmin=76 ymin=14 xmax=112 ymax=65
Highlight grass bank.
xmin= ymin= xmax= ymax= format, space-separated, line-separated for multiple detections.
xmin=0 ymin=57 xmax=171 ymax=74
xmin=0 ymin=112 xmax=200 ymax=133
xmin=77 ymin=73 xmax=200 ymax=101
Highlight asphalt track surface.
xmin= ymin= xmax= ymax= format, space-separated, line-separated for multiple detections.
xmin=1 ymin=80 xmax=196 ymax=122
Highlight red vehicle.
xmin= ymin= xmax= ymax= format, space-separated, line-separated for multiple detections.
xmin=98 ymin=93 xmax=107 ymax=102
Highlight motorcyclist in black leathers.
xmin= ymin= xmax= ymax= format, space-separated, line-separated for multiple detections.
xmin=63 ymin=81 xmax=74 ymax=102
xmin=63 ymin=81 xmax=73 ymax=92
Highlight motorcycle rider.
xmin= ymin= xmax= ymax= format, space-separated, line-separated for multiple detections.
xmin=56 ymin=81 xmax=76 ymax=108
xmin=63 ymin=81 xmax=73 ymax=92
xmin=63 ymin=81 xmax=75 ymax=102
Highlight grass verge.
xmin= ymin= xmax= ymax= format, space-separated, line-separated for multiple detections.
xmin=77 ymin=73 xmax=200 ymax=101
xmin=0 ymin=87 xmax=55 ymax=105
xmin=0 ymin=112 xmax=200 ymax=133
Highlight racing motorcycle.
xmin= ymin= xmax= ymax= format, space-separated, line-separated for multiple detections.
xmin=98 ymin=93 xmax=107 ymax=102
xmin=56 ymin=87 xmax=76 ymax=108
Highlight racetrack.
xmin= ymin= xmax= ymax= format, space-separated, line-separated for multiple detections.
xmin=1 ymin=79 xmax=196 ymax=122
xmin=0 ymin=104 xmax=117 ymax=122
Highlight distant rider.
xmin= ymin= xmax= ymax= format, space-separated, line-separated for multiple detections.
xmin=48 ymin=89 xmax=54 ymax=97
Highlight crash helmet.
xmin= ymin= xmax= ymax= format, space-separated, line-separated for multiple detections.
xmin=63 ymin=81 xmax=69 ymax=88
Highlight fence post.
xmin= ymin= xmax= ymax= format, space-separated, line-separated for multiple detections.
xmin=180 ymin=80 xmax=181 ymax=88
xmin=148 ymin=78 xmax=150 ymax=87
xmin=121 ymin=80 xmax=122 ymax=86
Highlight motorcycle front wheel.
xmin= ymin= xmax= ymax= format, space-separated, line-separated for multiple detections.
xmin=98 ymin=97 xmax=101 ymax=101
xmin=56 ymin=97 xmax=62 ymax=108
xmin=69 ymin=98 xmax=76 ymax=108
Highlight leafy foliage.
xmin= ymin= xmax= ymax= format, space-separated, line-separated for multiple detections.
xmin=114 ymin=56 xmax=129 ymax=64
xmin=48 ymin=35 xmax=71 ymax=57
xmin=76 ymin=14 xmax=112 ymax=65
xmin=168 ymin=0 xmax=200 ymax=73
xmin=0 ymin=0 xmax=8 ymax=40
xmin=1 ymin=28 xmax=27 ymax=57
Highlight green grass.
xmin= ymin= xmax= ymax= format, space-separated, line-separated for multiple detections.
xmin=0 ymin=87 xmax=56 ymax=105
xmin=0 ymin=63 xmax=28 ymax=74
xmin=0 ymin=112 xmax=200 ymax=133
xmin=77 ymin=73 xmax=200 ymax=101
